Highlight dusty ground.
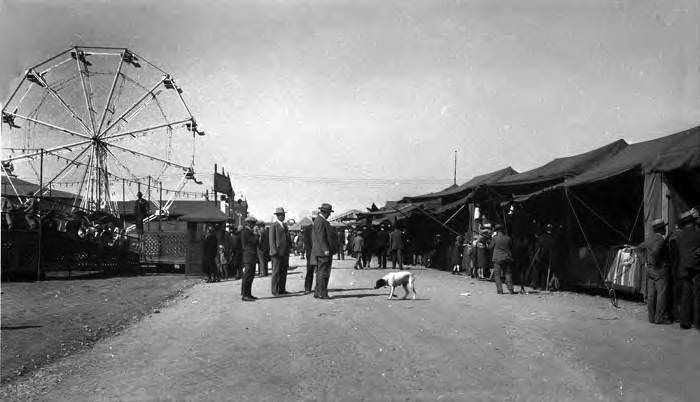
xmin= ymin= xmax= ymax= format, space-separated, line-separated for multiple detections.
xmin=1 ymin=274 xmax=200 ymax=383
xmin=2 ymin=256 xmax=699 ymax=401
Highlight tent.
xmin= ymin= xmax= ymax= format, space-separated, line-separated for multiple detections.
xmin=402 ymin=166 xmax=518 ymax=203
xmin=488 ymin=139 xmax=628 ymax=197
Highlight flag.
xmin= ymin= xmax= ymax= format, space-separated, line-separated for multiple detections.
xmin=214 ymin=171 xmax=233 ymax=197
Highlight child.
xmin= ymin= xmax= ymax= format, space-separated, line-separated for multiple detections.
xmin=450 ymin=235 xmax=463 ymax=274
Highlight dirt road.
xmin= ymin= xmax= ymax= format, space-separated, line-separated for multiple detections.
xmin=2 ymin=257 xmax=699 ymax=401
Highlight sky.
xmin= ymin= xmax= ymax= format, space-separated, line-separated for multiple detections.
xmin=1 ymin=0 xmax=699 ymax=221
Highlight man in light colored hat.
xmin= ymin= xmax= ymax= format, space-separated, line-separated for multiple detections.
xmin=635 ymin=218 xmax=672 ymax=324
xmin=312 ymin=203 xmax=337 ymax=299
xmin=269 ymin=207 xmax=291 ymax=296
xmin=674 ymin=210 xmax=700 ymax=330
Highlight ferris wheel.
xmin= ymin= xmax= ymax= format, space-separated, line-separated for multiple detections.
xmin=1 ymin=45 xmax=205 ymax=216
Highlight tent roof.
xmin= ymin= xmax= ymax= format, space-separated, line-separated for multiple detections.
xmin=648 ymin=126 xmax=700 ymax=173
xmin=491 ymin=139 xmax=628 ymax=193
xmin=403 ymin=166 xmax=518 ymax=202
xmin=566 ymin=127 xmax=699 ymax=187
xmin=178 ymin=202 xmax=228 ymax=222
xmin=1 ymin=175 xmax=78 ymax=199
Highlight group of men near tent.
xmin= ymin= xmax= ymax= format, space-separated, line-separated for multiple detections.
xmin=633 ymin=209 xmax=700 ymax=330
xmin=201 ymin=203 xmax=337 ymax=301
xmin=344 ymin=225 xmax=410 ymax=270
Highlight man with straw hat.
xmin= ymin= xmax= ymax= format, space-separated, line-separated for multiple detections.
xmin=312 ymin=203 xmax=337 ymax=299
xmin=269 ymin=207 xmax=291 ymax=296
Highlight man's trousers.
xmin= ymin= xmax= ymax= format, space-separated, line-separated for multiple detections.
xmin=391 ymin=250 xmax=403 ymax=270
xmin=679 ymin=271 xmax=700 ymax=329
xmin=314 ymin=256 xmax=332 ymax=298
xmin=257 ymin=250 xmax=269 ymax=276
xmin=305 ymin=257 xmax=317 ymax=292
xmin=493 ymin=260 xmax=514 ymax=294
xmin=271 ymin=255 xmax=289 ymax=295
xmin=646 ymin=273 xmax=670 ymax=324
xmin=241 ymin=263 xmax=255 ymax=298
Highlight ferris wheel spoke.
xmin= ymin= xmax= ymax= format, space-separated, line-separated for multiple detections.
xmin=96 ymin=53 xmax=125 ymax=135
xmin=75 ymin=48 xmax=98 ymax=134
xmin=39 ymin=144 xmax=92 ymax=194
xmin=105 ymin=89 xmax=164 ymax=137
xmin=1 ymin=139 xmax=93 ymax=163
xmin=101 ymin=118 xmax=192 ymax=142
xmin=98 ymin=76 xmax=166 ymax=137
xmin=27 ymin=69 xmax=93 ymax=135
xmin=106 ymin=142 xmax=191 ymax=170
xmin=7 ymin=112 xmax=92 ymax=140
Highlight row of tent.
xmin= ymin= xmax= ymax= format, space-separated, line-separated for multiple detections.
xmin=353 ymin=125 xmax=699 ymax=291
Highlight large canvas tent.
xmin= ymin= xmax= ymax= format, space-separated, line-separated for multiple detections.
xmin=487 ymin=139 xmax=628 ymax=198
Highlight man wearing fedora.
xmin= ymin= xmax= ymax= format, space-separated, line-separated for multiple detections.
xmin=635 ymin=218 xmax=672 ymax=324
xmin=389 ymin=224 xmax=404 ymax=270
xmin=674 ymin=210 xmax=700 ymax=330
xmin=490 ymin=224 xmax=516 ymax=294
xmin=269 ymin=207 xmax=291 ymax=296
xmin=312 ymin=203 xmax=337 ymax=299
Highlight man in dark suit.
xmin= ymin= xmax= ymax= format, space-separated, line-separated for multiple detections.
xmin=635 ymin=218 xmax=672 ymax=324
xmin=490 ymin=224 xmax=515 ymax=294
xmin=312 ymin=203 xmax=337 ymax=299
xmin=363 ymin=225 xmax=375 ymax=268
xmin=302 ymin=211 xmax=317 ymax=292
xmin=374 ymin=225 xmax=390 ymax=269
xmin=336 ymin=229 xmax=346 ymax=260
xmin=389 ymin=225 xmax=404 ymax=270
xmin=240 ymin=216 xmax=259 ymax=301
xmin=675 ymin=211 xmax=700 ymax=330
xmin=269 ymin=207 xmax=291 ymax=296
xmin=133 ymin=191 xmax=149 ymax=236
xmin=257 ymin=221 xmax=270 ymax=277
xmin=202 ymin=225 xmax=218 ymax=283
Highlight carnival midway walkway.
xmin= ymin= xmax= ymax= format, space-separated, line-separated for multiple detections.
xmin=2 ymin=257 xmax=699 ymax=402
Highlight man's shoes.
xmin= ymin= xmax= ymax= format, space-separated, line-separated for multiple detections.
xmin=319 ymin=295 xmax=332 ymax=300
xmin=656 ymin=319 xmax=673 ymax=325
xmin=313 ymin=294 xmax=319 ymax=299
xmin=497 ymin=290 xmax=504 ymax=294
xmin=241 ymin=296 xmax=255 ymax=302
xmin=250 ymin=295 xmax=258 ymax=300
xmin=271 ymin=292 xmax=280 ymax=296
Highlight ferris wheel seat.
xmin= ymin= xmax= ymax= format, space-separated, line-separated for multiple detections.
xmin=2 ymin=113 xmax=20 ymax=129
xmin=25 ymin=70 xmax=46 ymax=87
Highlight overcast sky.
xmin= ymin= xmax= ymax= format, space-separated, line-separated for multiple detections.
xmin=1 ymin=0 xmax=699 ymax=221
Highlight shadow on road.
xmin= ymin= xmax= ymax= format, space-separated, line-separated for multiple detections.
xmin=329 ymin=293 xmax=385 ymax=299
xmin=1 ymin=325 xmax=43 ymax=331
xmin=255 ymin=291 xmax=309 ymax=300
xmin=329 ymin=287 xmax=374 ymax=292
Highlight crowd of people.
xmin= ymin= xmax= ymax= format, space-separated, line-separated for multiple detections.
xmin=201 ymin=203 xmax=338 ymax=302
xmin=197 ymin=202 xmax=700 ymax=330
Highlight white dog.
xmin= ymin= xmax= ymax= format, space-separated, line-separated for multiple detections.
xmin=374 ymin=271 xmax=417 ymax=300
